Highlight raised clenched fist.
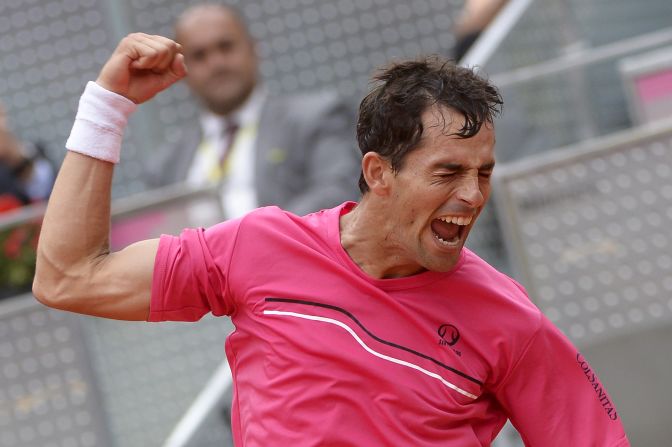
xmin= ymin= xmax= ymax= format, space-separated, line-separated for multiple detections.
xmin=95 ymin=33 xmax=187 ymax=104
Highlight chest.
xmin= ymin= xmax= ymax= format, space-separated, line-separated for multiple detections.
xmin=229 ymin=263 xmax=492 ymax=417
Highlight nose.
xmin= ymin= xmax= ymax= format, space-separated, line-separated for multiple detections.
xmin=455 ymin=176 xmax=484 ymax=207
xmin=205 ymin=50 xmax=228 ymax=69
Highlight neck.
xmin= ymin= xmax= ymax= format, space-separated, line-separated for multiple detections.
xmin=340 ymin=197 xmax=426 ymax=279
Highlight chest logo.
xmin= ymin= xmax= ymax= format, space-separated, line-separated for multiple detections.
xmin=437 ymin=324 xmax=460 ymax=347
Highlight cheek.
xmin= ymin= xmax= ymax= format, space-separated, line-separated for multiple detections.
xmin=390 ymin=194 xmax=418 ymax=226
xmin=232 ymin=53 xmax=253 ymax=70
xmin=481 ymin=184 xmax=492 ymax=201
xmin=407 ymin=209 xmax=417 ymax=225
xmin=186 ymin=67 xmax=209 ymax=85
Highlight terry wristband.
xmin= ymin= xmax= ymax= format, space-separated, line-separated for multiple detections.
xmin=65 ymin=81 xmax=137 ymax=164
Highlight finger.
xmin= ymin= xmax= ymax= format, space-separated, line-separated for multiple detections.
xmin=129 ymin=39 xmax=171 ymax=71
xmin=150 ymin=54 xmax=187 ymax=93
xmin=141 ymin=35 xmax=182 ymax=73
xmin=125 ymin=34 xmax=174 ymax=72
xmin=135 ymin=34 xmax=180 ymax=72
xmin=149 ymin=34 xmax=182 ymax=55
xmin=151 ymin=37 xmax=182 ymax=73
xmin=128 ymin=42 xmax=163 ymax=70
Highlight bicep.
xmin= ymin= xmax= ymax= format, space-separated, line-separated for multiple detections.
xmin=70 ymin=238 xmax=159 ymax=321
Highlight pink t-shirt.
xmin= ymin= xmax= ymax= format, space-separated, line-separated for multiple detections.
xmin=150 ymin=202 xmax=629 ymax=447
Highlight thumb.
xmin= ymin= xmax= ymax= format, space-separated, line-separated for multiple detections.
xmin=155 ymin=54 xmax=187 ymax=91
xmin=170 ymin=53 xmax=188 ymax=79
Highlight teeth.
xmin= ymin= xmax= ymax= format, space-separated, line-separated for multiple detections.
xmin=436 ymin=236 xmax=450 ymax=245
xmin=439 ymin=215 xmax=472 ymax=226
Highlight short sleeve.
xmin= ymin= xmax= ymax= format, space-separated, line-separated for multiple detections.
xmin=148 ymin=218 xmax=242 ymax=322
xmin=494 ymin=316 xmax=630 ymax=446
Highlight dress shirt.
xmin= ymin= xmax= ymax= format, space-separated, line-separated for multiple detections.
xmin=186 ymin=87 xmax=267 ymax=219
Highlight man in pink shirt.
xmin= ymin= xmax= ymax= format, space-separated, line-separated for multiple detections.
xmin=34 ymin=34 xmax=629 ymax=446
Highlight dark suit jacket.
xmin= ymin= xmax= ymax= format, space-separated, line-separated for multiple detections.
xmin=148 ymin=91 xmax=361 ymax=216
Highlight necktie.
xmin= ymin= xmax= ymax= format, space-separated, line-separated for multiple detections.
xmin=219 ymin=119 xmax=239 ymax=167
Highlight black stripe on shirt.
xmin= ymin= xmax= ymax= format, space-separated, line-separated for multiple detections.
xmin=265 ymin=297 xmax=483 ymax=386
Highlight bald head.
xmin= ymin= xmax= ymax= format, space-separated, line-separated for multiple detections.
xmin=175 ymin=4 xmax=258 ymax=116
xmin=175 ymin=4 xmax=250 ymax=41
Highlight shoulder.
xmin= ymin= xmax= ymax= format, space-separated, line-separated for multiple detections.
xmin=460 ymin=249 xmax=535 ymax=306
xmin=456 ymin=248 xmax=543 ymax=335
xmin=452 ymin=249 xmax=552 ymax=386
xmin=235 ymin=204 xmax=338 ymax=242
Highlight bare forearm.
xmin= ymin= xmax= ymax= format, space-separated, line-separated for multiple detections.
xmin=34 ymin=152 xmax=114 ymax=301
xmin=34 ymin=131 xmax=159 ymax=321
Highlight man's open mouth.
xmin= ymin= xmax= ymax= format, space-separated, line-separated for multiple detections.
xmin=431 ymin=215 xmax=472 ymax=245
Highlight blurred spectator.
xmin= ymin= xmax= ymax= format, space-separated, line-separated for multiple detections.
xmin=148 ymin=3 xmax=360 ymax=218
xmin=453 ymin=0 xmax=509 ymax=61
xmin=0 ymin=103 xmax=55 ymax=213
xmin=0 ymin=136 xmax=30 ymax=212
xmin=0 ymin=103 xmax=51 ymax=299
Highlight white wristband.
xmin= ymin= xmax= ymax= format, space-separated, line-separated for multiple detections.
xmin=65 ymin=81 xmax=137 ymax=164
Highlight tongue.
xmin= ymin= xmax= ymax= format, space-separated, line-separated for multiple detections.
xmin=431 ymin=219 xmax=460 ymax=241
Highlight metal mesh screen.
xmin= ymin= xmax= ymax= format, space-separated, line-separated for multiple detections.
xmin=571 ymin=0 xmax=672 ymax=48
xmin=0 ymin=298 xmax=235 ymax=447
xmin=0 ymin=299 xmax=112 ymax=447
xmin=493 ymin=120 xmax=672 ymax=347
xmin=126 ymin=0 xmax=463 ymax=101
xmin=81 ymin=316 xmax=235 ymax=447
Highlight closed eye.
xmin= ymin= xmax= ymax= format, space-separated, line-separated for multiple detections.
xmin=216 ymin=40 xmax=235 ymax=53
xmin=429 ymin=173 xmax=456 ymax=185
xmin=187 ymin=50 xmax=205 ymax=62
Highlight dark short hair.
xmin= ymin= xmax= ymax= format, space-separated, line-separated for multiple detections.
xmin=356 ymin=56 xmax=503 ymax=193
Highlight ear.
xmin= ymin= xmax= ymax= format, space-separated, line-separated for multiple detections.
xmin=361 ymin=152 xmax=392 ymax=196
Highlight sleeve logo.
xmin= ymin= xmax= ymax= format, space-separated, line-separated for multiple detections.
xmin=576 ymin=353 xmax=619 ymax=421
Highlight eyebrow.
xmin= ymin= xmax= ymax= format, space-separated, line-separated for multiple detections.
xmin=435 ymin=161 xmax=496 ymax=171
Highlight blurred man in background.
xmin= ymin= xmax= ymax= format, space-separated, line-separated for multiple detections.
xmin=148 ymin=4 xmax=360 ymax=218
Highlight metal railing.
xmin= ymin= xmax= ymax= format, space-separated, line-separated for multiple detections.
xmin=162 ymin=361 xmax=233 ymax=447
xmin=460 ymin=0 xmax=536 ymax=68
xmin=492 ymin=26 xmax=672 ymax=87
